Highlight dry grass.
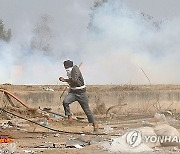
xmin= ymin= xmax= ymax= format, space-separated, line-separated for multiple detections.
xmin=93 ymin=103 xmax=106 ymax=115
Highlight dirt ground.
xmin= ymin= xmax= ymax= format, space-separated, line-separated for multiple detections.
xmin=1 ymin=116 xmax=180 ymax=154
xmin=1 ymin=85 xmax=180 ymax=153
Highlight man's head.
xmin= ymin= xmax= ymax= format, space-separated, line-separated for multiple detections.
xmin=63 ymin=60 xmax=73 ymax=69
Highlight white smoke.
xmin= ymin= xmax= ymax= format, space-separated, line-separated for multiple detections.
xmin=82 ymin=0 xmax=180 ymax=84
xmin=0 ymin=0 xmax=180 ymax=85
xmin=0 ymin=40 xmax=61 ymax=84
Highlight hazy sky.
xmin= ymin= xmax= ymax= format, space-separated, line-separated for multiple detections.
xmin=0 ymin=0 xmax=93 ymax=39
xmin=125 ymin=0 xmax=180 ymax=19
xmin=0 ymin=0 xmax=180 ymax=34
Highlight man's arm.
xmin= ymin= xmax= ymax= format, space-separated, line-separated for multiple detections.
xmin=59 ymin=65 xmax=81 ymax=85
xmin=70 ymin=65 xmax=81 ymax=83
xmin=59 ymin=77 xmax=70 ymax=83
xmin=71 ymin=65 xmax=81 ymax=82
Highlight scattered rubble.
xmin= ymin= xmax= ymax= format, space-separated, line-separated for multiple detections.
xmin=23 ymin=150 xmax=35 ymax=153
xmin=0 ymin=143 xmax=16 ymax=154
xmin=44 ymin=87 xmax=55 ymax=92
xmin=103 ymin=125 xmax=113 ymax=134
xmin=154 ymin=113 xmax=166 ymax=122
xmin=101 ymin=114 xmax=180 ymax=153
xmin=66 ymin=136 xmax=90 ymax=148
xmin=1 ymin=87 xmax=180 ymax=153
xmin=154 ymin=124 xmax=180 ymax=146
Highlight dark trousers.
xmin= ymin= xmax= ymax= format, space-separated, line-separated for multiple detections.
xmin=63 ymin=92 xmax=95 ymax=123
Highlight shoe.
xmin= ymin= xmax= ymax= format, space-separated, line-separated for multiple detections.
xmin=92 ymin=123 xmax=99 ymax=132
xmin=68 ymin=115 xmax=73 ymax=121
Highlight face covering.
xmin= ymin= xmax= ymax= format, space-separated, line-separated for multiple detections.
xmin=66 ymin=67 xmax=73 ymax=78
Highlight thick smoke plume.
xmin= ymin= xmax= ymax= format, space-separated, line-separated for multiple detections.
xmin=0 ymin=0 xmax=180 ymax=85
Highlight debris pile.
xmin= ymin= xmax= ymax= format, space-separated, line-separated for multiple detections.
xmin=101 ymin=112 xmax=180 ymax=153
xmin=102 ymin=132 xmax=153 ymax=153
xmin=0 ymin=143 xmax=16 ymax=153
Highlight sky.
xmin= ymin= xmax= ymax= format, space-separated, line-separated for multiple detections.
xmin=1 ymin=0 xmax=180 ymax=30
xmin=125 ymin=0 xmax=180 ymax=19
xmin=0 ymin=0 xmax=180 ymax=85
xmin=0 ymin=0 xmax=93 ymax=43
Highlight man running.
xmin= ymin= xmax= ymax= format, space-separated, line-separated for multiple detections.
xmin=59 ymin=60 xmax=98 ymax=132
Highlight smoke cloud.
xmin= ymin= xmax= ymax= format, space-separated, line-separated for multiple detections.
xmin=0 ymin=0 xmax=180 ymax=85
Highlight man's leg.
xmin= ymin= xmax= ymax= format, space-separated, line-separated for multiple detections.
xmin=76 ymin=92 xmax=98 ymax=131
xmin=63 ymin=93 xmax=76 ymax=119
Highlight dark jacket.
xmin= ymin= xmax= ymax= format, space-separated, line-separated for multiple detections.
xmin=68 ymin=65 xmax=86 ymax=93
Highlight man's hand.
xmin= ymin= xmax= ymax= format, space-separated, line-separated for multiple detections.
xmin=59 ymin=77 xmax=65 ymax=82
